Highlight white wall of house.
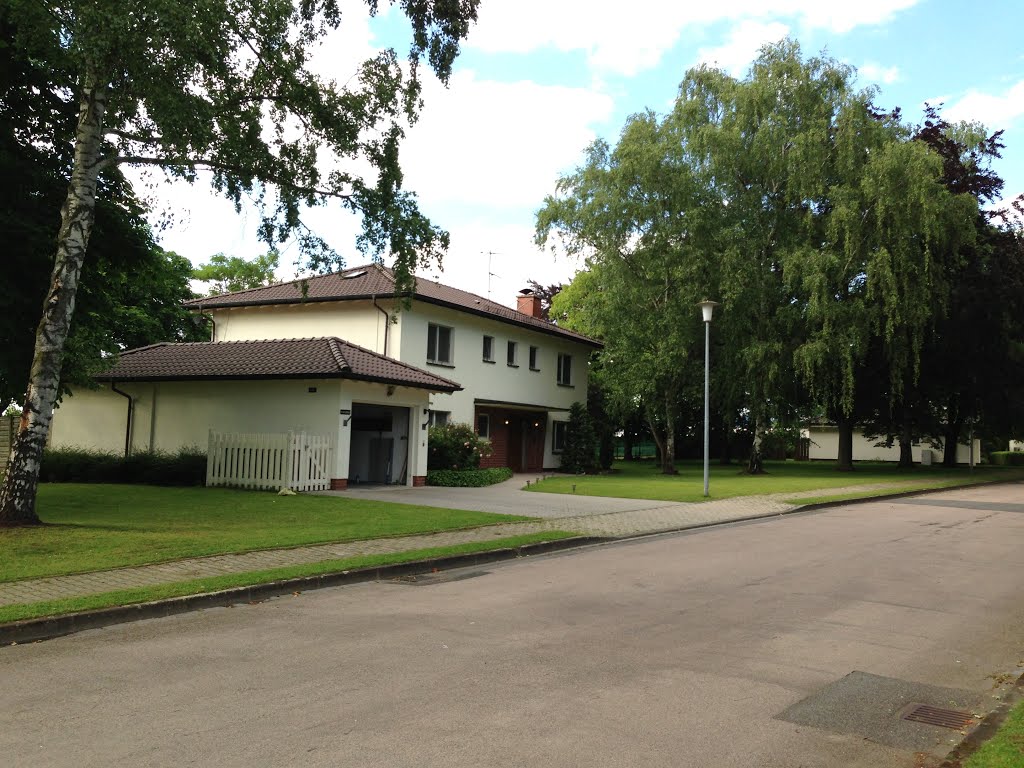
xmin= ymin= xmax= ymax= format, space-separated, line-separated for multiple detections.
xmin=400 ymin=301 xmax=590 ymax=433
xmin=49 ymin=387 xmax=130 ymax=452
xmin=209 ymin=300 xmax=402 ymax=354
xmin=52 ymin=380 xmax=343 ymax=454
xmin=803 ymin=426 xmax=980 ymax=464
xmin=50 ymin=378 xmax=431 ymax=485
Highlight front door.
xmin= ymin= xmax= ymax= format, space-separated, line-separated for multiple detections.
xmin=518 ymin=415 xmax=545 ymax=472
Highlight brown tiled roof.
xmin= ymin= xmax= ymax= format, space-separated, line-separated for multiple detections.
xmin=185 ymin=263 xmax=602 ymax=349
xmin=94 ymin=338 xmax=462 ymax=392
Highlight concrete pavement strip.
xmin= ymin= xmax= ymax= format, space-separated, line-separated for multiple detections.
xmin=0 ymin=477 xmax=1018 ymax=649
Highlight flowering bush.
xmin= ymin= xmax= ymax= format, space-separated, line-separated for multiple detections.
xmin=428 ymin=422 xmax=493 ymax=471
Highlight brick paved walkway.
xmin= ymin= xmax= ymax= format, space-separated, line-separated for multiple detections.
xmin=0 ymin=481 xmax=932 ymax=610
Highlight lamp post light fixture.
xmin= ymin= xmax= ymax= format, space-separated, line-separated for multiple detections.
xmin=698 ymin=300 xmax=719 ymax=497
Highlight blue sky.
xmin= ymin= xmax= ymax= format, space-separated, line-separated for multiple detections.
xmin=148 ymin=0 xmax=1024 ymax=305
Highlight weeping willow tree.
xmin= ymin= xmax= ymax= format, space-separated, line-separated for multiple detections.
xmin=538 ymin=39 xmax=975 ymax=475
xmin=675 ymin=40 xmax=976 ymax=471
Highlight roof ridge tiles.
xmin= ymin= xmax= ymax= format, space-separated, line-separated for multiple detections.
xmin=117 ymin=341 xmax=169 ymax=356
xmin=326 ymin=338 xmax=351 ymax=372
xmin=184 ymin=262 xmax=394 ymax=307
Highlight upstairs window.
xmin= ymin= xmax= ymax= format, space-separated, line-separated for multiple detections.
xmin=507 ymin=340 xmax=519 ymax=367
xmin=529 ymin=346 xmax=539 ymax=371
xmin=482 ymin=335 xmax=495 ymax=362
xmin=427 ymin=323 xmax=453 ymax=365
xmin=557 ymin=353 xmax=572 ymax=385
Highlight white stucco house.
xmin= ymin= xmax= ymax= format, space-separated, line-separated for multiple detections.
xmin=50 ymin=263 xmax=601 ymax=487
xmin=802 ymin=425 xmax=980 ymax=464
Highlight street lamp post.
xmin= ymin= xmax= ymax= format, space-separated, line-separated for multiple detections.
xmin=699 ymin=300 xmax=719 ymax=497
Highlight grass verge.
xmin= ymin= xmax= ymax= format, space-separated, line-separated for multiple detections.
xmin=0 ymin=531 xmax=579 ymax=624
xmin=526 ymin=460 xmax=1024 ymax=503
xmin=964 ymin=696 xmax=1024 ymax=768
xmin=792 ymin=477 xmax=993 ymax=506
xmin=3 ymin=484 xmax=531 ymax=582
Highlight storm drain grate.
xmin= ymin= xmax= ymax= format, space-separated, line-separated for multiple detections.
xmin=903 ymin=704 xmax=975 ymax=730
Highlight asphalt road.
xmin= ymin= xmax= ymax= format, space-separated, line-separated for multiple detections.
xmin=4 ymin=484 xmax=1024 ymax=768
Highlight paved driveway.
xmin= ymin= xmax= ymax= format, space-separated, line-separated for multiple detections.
xmin=330 ymin=473 xmax=671 ymax=518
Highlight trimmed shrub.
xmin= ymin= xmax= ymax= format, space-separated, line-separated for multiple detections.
xmin=41 ymin=447 xmax=207 ymax=485
xmin=990 ymin=451 xmax=1024 ymax=466
xmin=428 ymin=422 xmax=493 ymax=470
xmin=560 ymin=401 xmax=596 ymax=474
xmin=426 ymin=467 xmax=513 ymax=487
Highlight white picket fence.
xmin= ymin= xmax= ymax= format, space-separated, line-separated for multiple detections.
xmin=207 ymin=431 xmax=334 ymax=491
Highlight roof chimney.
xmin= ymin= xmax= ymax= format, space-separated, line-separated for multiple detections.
xmin=517 ymin=288 xmax=543 ymax=319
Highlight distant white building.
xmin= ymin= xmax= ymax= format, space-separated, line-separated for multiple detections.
xmin=802 ymin=425 xmax=979 ymax=465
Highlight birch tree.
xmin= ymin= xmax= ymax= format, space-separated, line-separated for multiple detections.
xmin=0 ymin=0 xmax=478 ymax=525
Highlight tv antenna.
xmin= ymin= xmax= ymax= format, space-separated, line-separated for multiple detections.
xmin=482 ymin=251 xmax=502 ymax=299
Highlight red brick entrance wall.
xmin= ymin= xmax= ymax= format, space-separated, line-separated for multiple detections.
xmin=476 ymin=407 xmax=545 ymax=472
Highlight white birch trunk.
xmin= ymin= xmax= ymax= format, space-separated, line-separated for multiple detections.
xmin=0 ymin=73 xmax=108 ymax=526
xmin=747 ymin=415 xmax=765 ymax=474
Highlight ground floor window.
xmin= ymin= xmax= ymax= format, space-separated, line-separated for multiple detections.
xmin=477 ymin=413 xmax=490 ymax=438
xmin=428 ymin=410 xmax=450 ymax=427
xmin=552 ymin=421 xmax=567 ymax=453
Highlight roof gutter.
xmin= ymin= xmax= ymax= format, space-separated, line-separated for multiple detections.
xmin=109 ymin=383 xmax=133 ymax=457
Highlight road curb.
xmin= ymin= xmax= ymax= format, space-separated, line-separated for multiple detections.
xmin=790 ymin=477 xmax=1020 ymax=514
xmin=2 ymin=477 xmax=1018 ymax=646
xmin=0 ymin=536 xmax=604 ymax=646
xmin=939 ymin=671 xmax=1024 ymax=767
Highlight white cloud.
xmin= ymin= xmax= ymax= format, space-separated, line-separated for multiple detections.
xmin=697 ymin=21 xmax=790 ymax=76
xmin=401 ymin=70 xmax=614 ymax=209
xmin=466 ymin=0 xmax=919 ymax=76
xmin=944 ymin=80 xmax=1024 ymax=130
xmin=859 ymin=62 xmax=900 ymax=86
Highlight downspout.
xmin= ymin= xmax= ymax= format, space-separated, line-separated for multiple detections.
xmin=110 ymin=382 xmax=133 ymax=457
xmin=373 ymin=296 xmax=390 ymax=357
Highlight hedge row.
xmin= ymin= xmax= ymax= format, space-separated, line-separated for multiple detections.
xmin=426 ymin=467 xmax=513 ymax=487
xmin=990 ymin=451 xmax=1024 ymax=466
xmin=40 ymin=447 xmax=207 ymax=485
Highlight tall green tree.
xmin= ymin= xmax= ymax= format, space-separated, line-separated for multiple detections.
xmin=1 ymin=0 xmax=478 ymax=525
xmin=910 ymin=108 xmax=1024 ymax=464
xmin=538 ymin=112 xmax=717 ymax=474
xmin=675 ymin=41 xmax=974 ymax=471
xmin=193 ymin=251 xmax=281 ymax=296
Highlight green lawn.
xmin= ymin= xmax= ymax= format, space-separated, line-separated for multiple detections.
xmin=526 ymin=460 xmax=1024 ymax=503
xmin=964 ymin=697 xmax=1024 ymax=768
xmin=1 ymin=484 xmax=531 ymax=582
xmin=0 ymin=531 xmax=578 ymax=624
